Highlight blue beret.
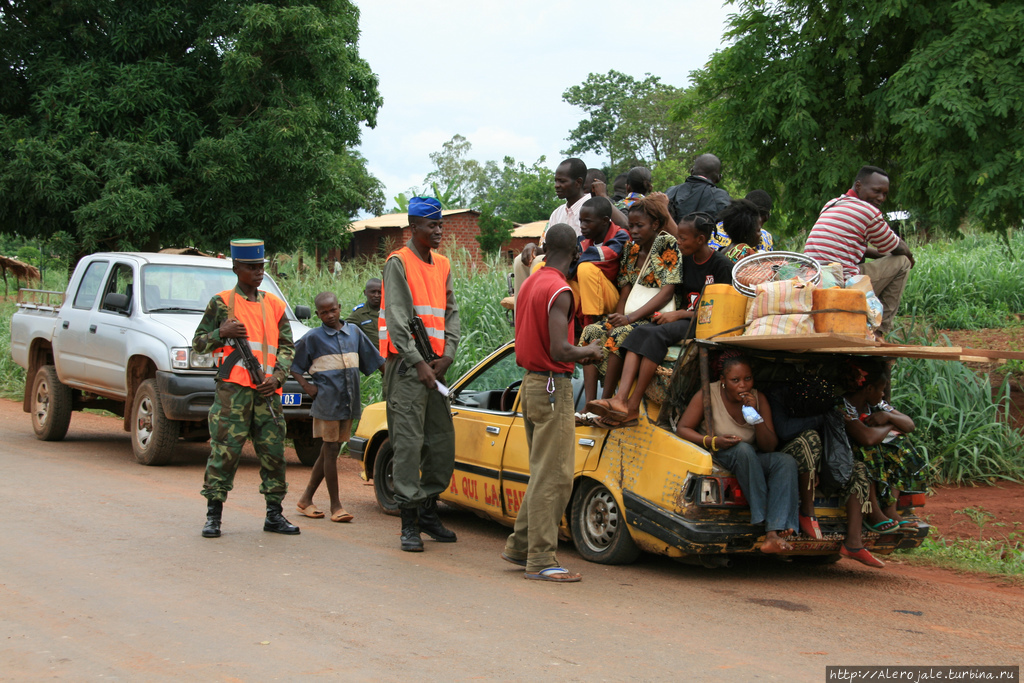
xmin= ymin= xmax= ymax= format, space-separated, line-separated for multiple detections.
xmin=408 ymin=196 xmax=443 ymax=220
xmin=230 ymin=239 xmax=266 ymax=263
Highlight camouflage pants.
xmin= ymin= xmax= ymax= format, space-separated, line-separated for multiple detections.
xmin=202 ymin=381 xmax=287 ymax=504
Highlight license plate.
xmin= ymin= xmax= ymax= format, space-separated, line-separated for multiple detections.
xmin=281 ymin=393 xmax=303 ymax=407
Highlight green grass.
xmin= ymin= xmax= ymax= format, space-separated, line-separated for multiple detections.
xmin=900 ymin=231 xmax=1024 ymax=329
xmin=897 ymin=506 xmax=1024 ymax=579
xmin=889 ymin=325 xmax=1024 ymax=484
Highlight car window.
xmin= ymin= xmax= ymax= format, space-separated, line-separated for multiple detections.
xmin=141 ymin=264 xmax=295 ymax=319
xmin=100 ymin=263 xmax=134 ymax=313
xmin=72 ymin=260 xmax=109 ymax=310
xmin=451 ymin=350 xmax=523 ymax=412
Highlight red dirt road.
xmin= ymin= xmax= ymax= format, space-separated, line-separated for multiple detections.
xmin=1 ymin=398 xmax=1022 ymax=681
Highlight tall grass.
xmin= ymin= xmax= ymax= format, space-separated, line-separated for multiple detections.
xmin=901 ymin=231 xmax=1024 ymax=329
xmin=889 ymin=325 xmax=1024 ymax=484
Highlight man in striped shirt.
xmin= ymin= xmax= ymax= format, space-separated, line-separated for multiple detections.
xmin=804 ymin=166 xmax=915 ymax=337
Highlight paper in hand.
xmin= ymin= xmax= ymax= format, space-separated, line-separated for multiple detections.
xmin=435 ymin=381 xmax=450 ymax=397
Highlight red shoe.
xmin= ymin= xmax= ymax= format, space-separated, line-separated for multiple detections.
xmin=841 ymin=544 xmax=885 ymax=568
xmin=799 ymin=514 xmax=823 ymax=540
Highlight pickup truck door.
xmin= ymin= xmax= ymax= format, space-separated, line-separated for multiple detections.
xmin=88 ymin=262 xmax=135 ymax=396
xmin=54 ymin=259 xmax=110 ymax=389
xmin=446 ymin=348 xmax=522 ymax=517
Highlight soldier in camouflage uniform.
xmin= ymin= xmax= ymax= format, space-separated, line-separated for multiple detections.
xmin=193 ymin=239 xmax=299 ymax=538
xmin=346 ymin=277 xmax=381 ymax=349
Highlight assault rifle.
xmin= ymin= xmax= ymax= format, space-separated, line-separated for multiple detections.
xmin=411 ymin=317 xmax=440 ymax=363
xmin=225 ymin=337 xmax=284 ymax=427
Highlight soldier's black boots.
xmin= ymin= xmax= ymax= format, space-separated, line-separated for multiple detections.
xmin=264 ymin=502 xmax=300 ymax=535
xmin=202 ymin=500 xmax=222 ymax=538
xmin=400 ymin=507 xmax=424 ymax=552
xmin=418 ymin=498 xmax=457 ymax=542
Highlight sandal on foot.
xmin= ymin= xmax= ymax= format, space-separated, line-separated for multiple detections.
xmin=524 ymin=567 xmax=582 ymax=582
xmin=864 ymin=518 xmax=899 ymax=534
xmin=331 ymin=508 xmax=354 ymax=523
xmin=897 ymin=519 xmax=920 ymax=531
xmin=799 ymin=514 xmax=823 ymax=540
xmin=296 ymin=503 xmax=325 ymax=519
xmin=500 ymin=551 xmax=527 ymax=567
xmin=841 ymin=544 xmax=885 ymax=568
xmin=585 ymin=399 xmax=614 ymax=418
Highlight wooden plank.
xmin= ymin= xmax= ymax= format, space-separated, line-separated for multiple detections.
xmin=699 ymin=346 xmax=713 ymax=444
xmin=713 ymin=333 xmax=879 ymax=352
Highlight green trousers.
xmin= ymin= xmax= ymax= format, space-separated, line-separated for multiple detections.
xmin=384 ymin=358 xmax=455 ymax=508
xmin=504 ymin=373 xmax=575 ymax=572
xmin=202 ymin=381 xmax=287 ymax=504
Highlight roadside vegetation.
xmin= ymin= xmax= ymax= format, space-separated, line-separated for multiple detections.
xmin=897 ymin=506 xmax=1024 ymax=581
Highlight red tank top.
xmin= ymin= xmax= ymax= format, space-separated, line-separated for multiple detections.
xmin=515 ymin=267 xmax=574 ymax=374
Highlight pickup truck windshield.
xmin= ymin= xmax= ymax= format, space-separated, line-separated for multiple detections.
xmin=141 ymin=264 xmax=291 ymax=317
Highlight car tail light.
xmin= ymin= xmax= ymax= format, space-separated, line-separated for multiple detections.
xmin=695 ymin=476 xmax=747 ymax=507
xmin=721 ymin=477 xmax=748 ymax=506
xmin=898 ymin=492 xmax=926 ymax=508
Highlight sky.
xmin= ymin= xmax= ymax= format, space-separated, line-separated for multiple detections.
xmin=353 ymin=0 xmax=735 ymax=212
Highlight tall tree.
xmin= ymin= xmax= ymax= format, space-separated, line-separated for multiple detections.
xmin=680 ymin=0 xmax=1024 ymax=235
xmin=422 ymin=134 xmax=485 ymax=208
xmin=562 ymin=70 xmax=701 ymax=175
xmin=0 ymin=0 xmax=383 ymax=257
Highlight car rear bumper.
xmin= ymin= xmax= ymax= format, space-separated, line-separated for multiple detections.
xmin=622 ymin=490 xmax=929 ymax=555
xmin=155 ymin=371 xmax=312 ymax=422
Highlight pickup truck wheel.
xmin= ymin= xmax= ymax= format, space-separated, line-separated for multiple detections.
xmin=571 ymin=479 xmax=640 ymax=565
xmin=31 ymin=365 xmax=73 ymax=441
xmin=291 ymin=426 xmax=323 ymax=467
xmin=372 ymin=438 xmax=400 ymax=516
xmin=132 ymin=379 xmax=179 ymax=466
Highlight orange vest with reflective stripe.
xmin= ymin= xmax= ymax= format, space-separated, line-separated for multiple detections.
xmin=378 ymin=247 xmax=449 ymax=359
xmin=212 ymin=288 xmax=286 ymax=394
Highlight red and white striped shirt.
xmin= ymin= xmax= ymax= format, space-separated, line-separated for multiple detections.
xmin=804 ymin=191 xmax=900 ymax=280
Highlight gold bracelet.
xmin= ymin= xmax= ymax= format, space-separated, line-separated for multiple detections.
xmin=712 ymin=436 xmax=718 ymax=451
xmin=702 ymin=435 xmax=708 ymax=448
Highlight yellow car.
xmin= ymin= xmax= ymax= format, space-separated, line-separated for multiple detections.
xmin=349 ymin=340 xmax=929 ymax=566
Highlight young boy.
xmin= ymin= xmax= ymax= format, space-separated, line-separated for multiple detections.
xmin=292 ymin=291 xmax=384 ymax=522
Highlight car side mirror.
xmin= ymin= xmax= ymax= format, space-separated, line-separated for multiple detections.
xmin=103 ymin=292 xmax=130 ymax=314
xmin=294 ymin=305 xmax=311 ymax=320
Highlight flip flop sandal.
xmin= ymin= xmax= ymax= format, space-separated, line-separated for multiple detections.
xmin=524 ymin=567 xmax=582 ymax=582
xmin=331 ymin=509 xmax=354 ymax=523
xmin=799 ymin=514 xmax=823 ymax=540
xmin=897 ymin=520 xmax=920 ymax=531
xmin=841 ymin=544 xmax=885 ymax=568
xmin=585 ymin=399 xmax=613 ymax=418
xmin=500 ymin=551 xmax=527 ymax=567
xmin=296 ymin=503 xmax=325 ymax=519
xmin=864 ymin=518 xmax=900 ymax=534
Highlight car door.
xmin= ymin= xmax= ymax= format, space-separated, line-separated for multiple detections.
xmin=89 ymin=262 xmax=135 ymax=395
xmin=54 ymin=259 xmax=110 ymax=389
xmin=446 ymin=347 xmax=523 ymax=519
xmin=499 ymin=369 xmax=604 ymax=521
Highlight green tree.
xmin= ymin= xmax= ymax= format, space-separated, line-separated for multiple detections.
xmin=680 ymin=0 xmax=1024 ymax=236
xmin=562 ymin=70 xmax=702 ymax=176
xmin=477 ymin=157 xmax=560 ymax=224
xmin=475 ymin=204 xmax=514 ymax=256
xmin=0 ymin=0 xmax=383 ymax=258
xmin=422 ymin=134 xmax=486 ymax=208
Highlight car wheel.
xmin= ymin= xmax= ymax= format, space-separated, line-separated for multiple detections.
xmin=372 ymin=438 xmax=400 ymax=516
xmin=571 ymin=479 xmax=640 ymax=565
xmin=31 ymin=364 xmax=73 ymax=441
xmin=131 ymin=378 xmax=179 ymax=466
xmin=291 ymin=423 xmax=323 ymax=467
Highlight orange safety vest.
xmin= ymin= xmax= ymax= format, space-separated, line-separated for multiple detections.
xmin=212 ymin=288 xmax=286 ymax=394
xmin=378 ymin=246 xmax=449 ymax=359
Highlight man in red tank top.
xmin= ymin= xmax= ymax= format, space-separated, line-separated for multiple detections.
xmin=502 ymin=223 xmax=602 ymax=582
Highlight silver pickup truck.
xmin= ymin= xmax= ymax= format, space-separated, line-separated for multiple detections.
xmin=9 ymin=252 xmax=323 ymax=466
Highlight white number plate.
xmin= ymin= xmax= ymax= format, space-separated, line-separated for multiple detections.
xmin=281 ymin=393 xmax=302 ymax=407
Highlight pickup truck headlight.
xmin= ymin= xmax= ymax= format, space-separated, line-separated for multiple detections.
xmin=171 ymin=347 xmax=215 ymax=370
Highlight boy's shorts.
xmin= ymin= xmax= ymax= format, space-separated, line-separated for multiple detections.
xmin=312 ymin=418 xmax=353 ymax=444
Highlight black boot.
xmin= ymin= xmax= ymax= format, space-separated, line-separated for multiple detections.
xmin=264 ymin=502 xmax=300 ymax=535
xmin=418 ymin=498 xmax=457 ymax=543
xmin=202 ymin=500 xmax=222 ymax=538
xmin=400 ymin=507 xmax=423 ymax=552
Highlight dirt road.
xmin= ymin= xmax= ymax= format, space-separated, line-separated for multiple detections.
xmin=1 ymin=398 xmax=1021 ymax=682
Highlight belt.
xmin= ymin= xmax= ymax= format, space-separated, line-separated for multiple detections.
xmin=527 ymin=370 xmax=572 ymax=379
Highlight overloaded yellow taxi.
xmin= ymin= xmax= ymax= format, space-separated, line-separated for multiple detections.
xmin=349 ymin=337 xmax=934 ymax=567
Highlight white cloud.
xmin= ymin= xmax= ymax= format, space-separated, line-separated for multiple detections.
xmin=353 ymin=0 xmax=733 ymax=213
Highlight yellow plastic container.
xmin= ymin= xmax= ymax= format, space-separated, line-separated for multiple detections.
xmin=695 ymin=284 xmax=748 ymax=339
xmin=812 ymin=288 xmax=869 ymax=335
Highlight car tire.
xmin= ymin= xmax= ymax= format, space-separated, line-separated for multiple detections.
xmin=291 ymin=424 xmax=323 ymax=467
xmin=131 ymin=379 xmax=179 ymax=466
xmin=571 ymin=479 xmax=640 ymax=565
xmin=31 ymin=364 xmax=73 ymax=441
xmin=372 ymin=438 xmax=400 ymax=516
